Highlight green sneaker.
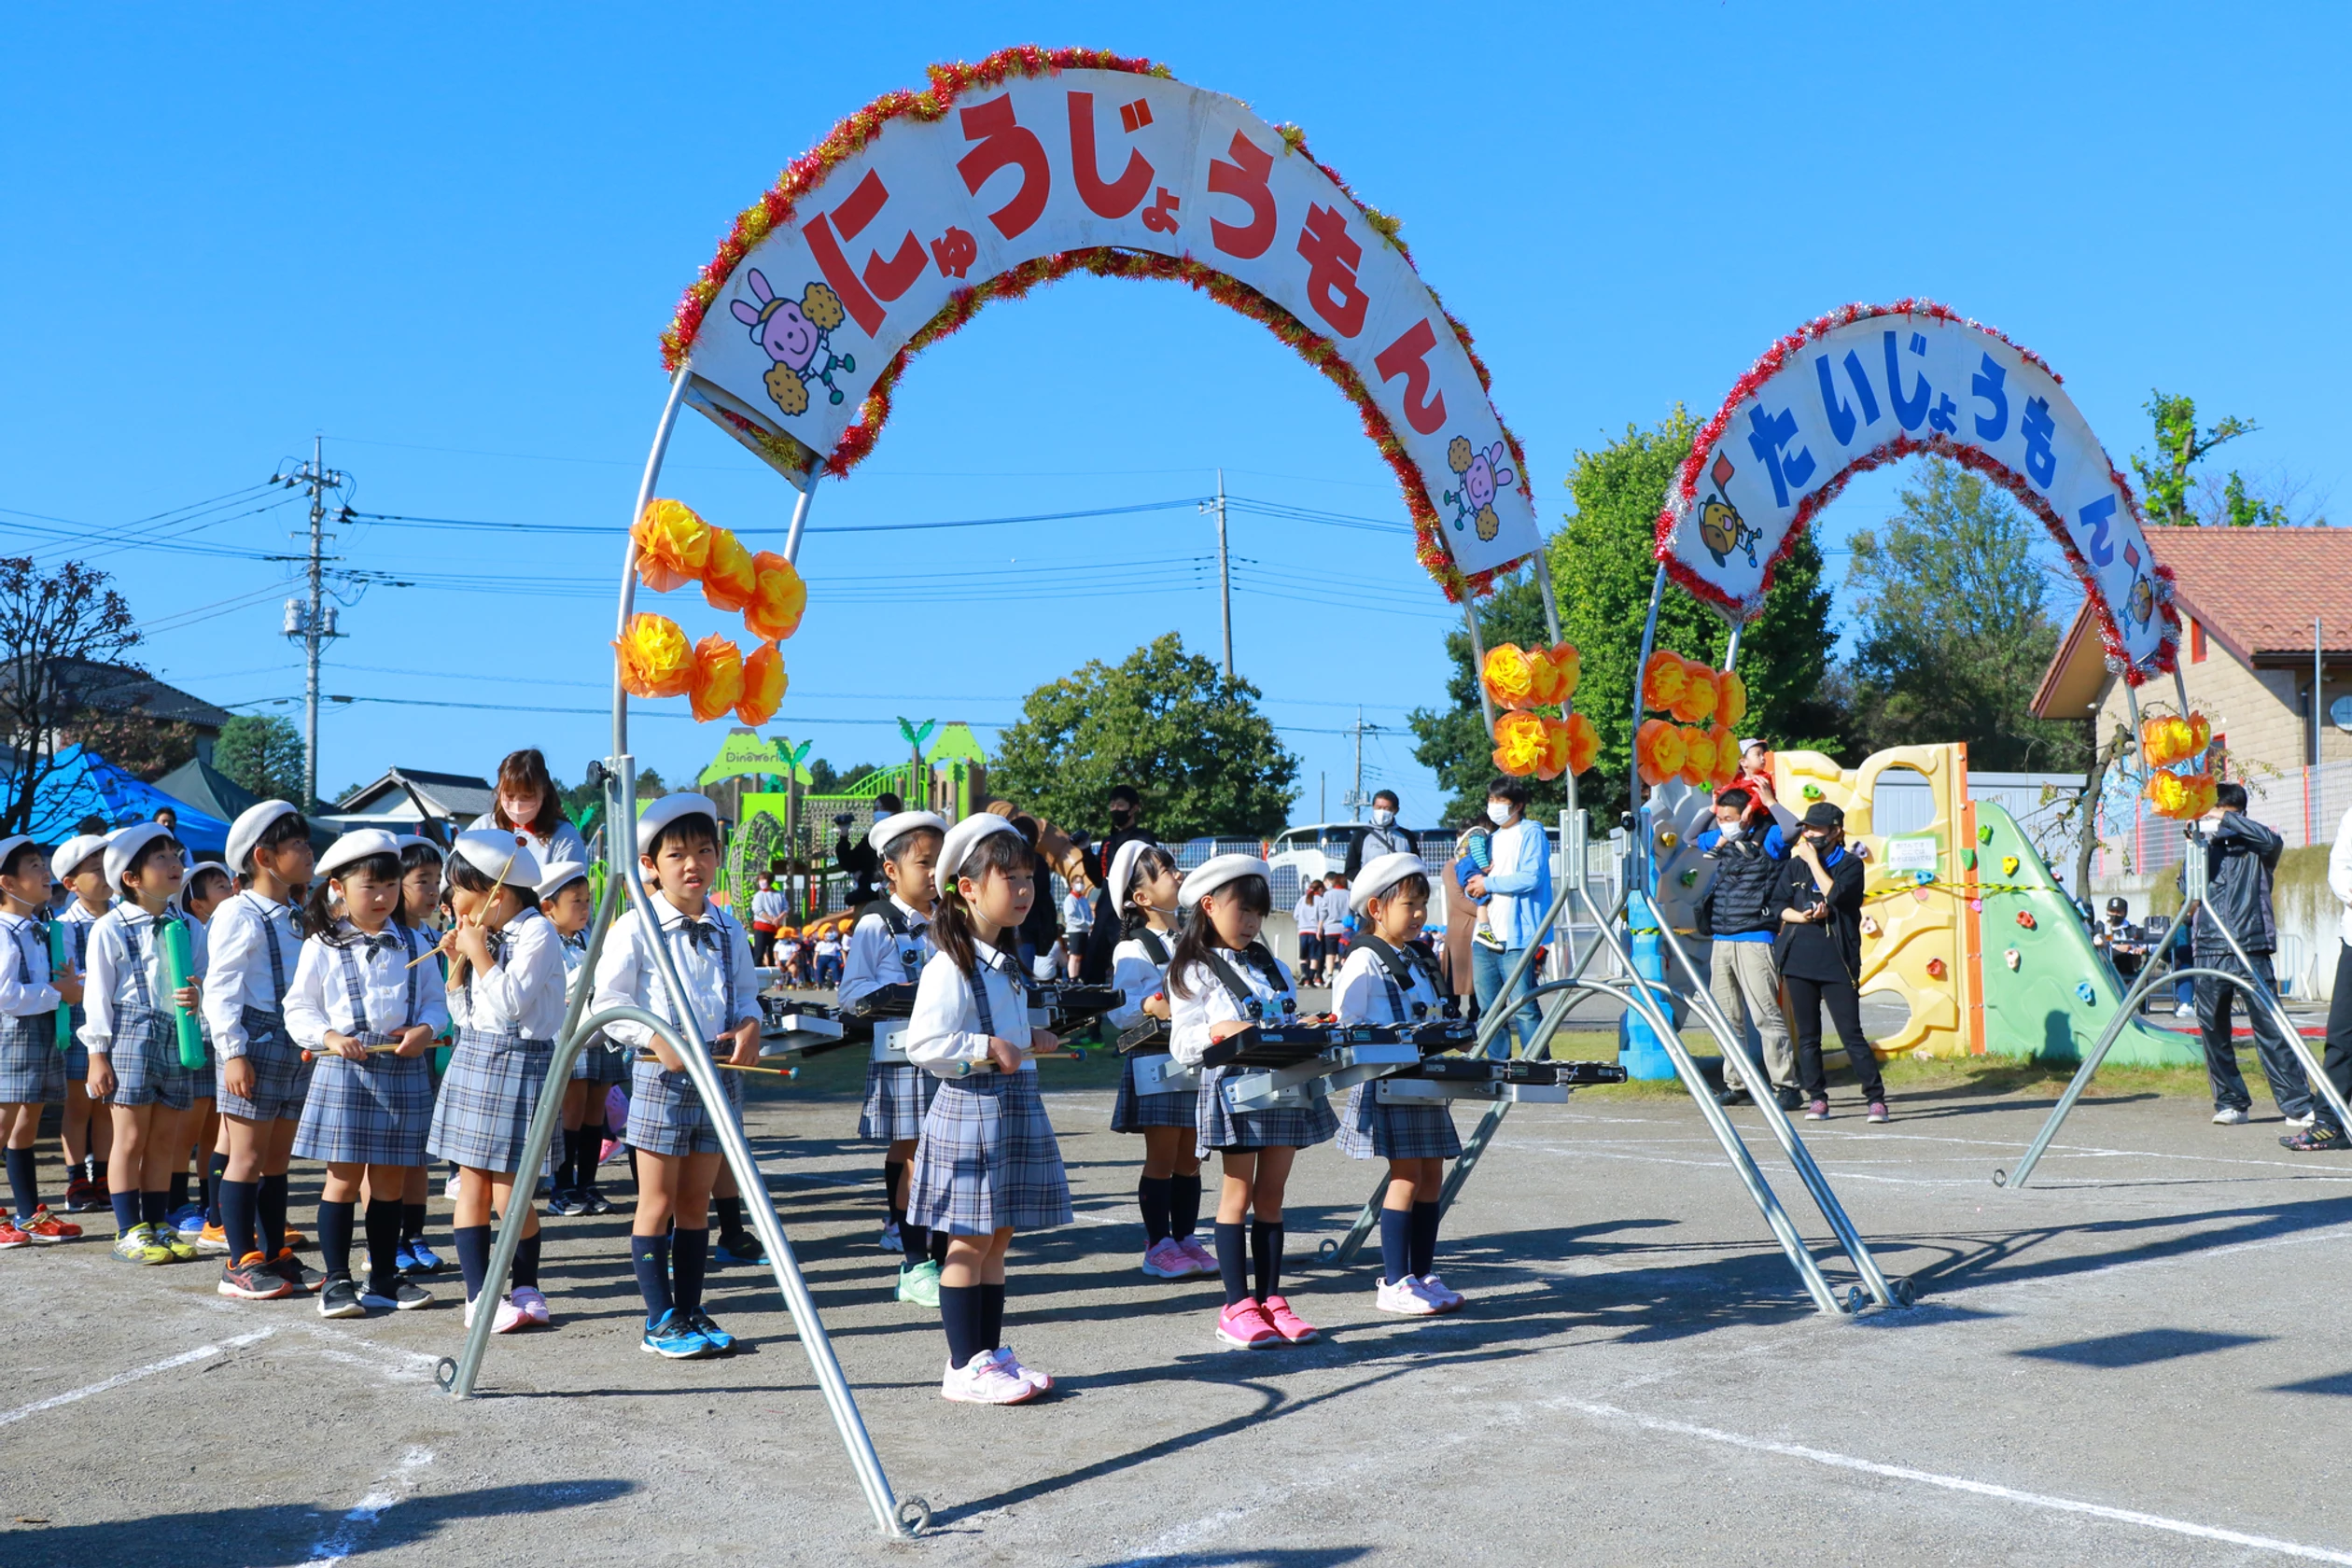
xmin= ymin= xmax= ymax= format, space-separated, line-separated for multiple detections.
xmin=152 ymin=1224 xmax=199 ymax=1263
xmin=895 ymin=1258 xmax=942 ymax=1308
xmin=113 ymin=1224 xmax=174 ymax=1266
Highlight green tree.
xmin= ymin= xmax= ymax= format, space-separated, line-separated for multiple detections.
xmin=805 ymin=758 xmax=877 ymax=795
xmin=1409 ymin=408 xmax=1844 ymax=822
xmin=1844 ymin=456 xmax=2083 ymax=771
xmin=992 ymin=633 xmax=1298 ymax=839
xmin=2131 ymin=390 xmax=2286 ymax=525
xmin=212 ymin=715 xmax=308 ymax=804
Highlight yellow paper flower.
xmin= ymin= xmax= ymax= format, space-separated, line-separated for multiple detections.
xmin=2140 ymin=715 xmax=2193 ymax=768
xmin=1491 ymin=710 xmax=1548 ymax=776
xmin=1718 ymin=726 xmax=1743 ymax=785
xmin=736 ymin=640 xmax=787 ymax=726
xmin=701 ymin=526 xmax=758 ymax=614
xmin=1564 ymin=712 xmax=1599 ymax=776
xmin=1716 ymin=668 xmax=1748 ymax=727
xmin=1481 ymin=643 xmax=1539 ymax=711
xmin=1546 ymin=643 xmax=1581 ymax=707
xmin=613 ymin=612 xmax=693 ymax=699
xmin=1670 ymin=660 xmax=1719 ymax=724
xmin=1535 ymin=717 xmax=1572 ymax=780
xmin=1677 ymin=725 xmax=1714 ymax=788
xmin=744 ymin=550 xmax=807 ymax=643
xmin=1702 ymin=723 xmax=1737 ymax=788
xmin=633 ymin=499 xmax=712 ymax=595
xmin=688 ymin=634 xmax=744 ymax=723
xmin=1636 ymin=718 xmax=1686 ymax=786
xmin=1642 ymin=650 xmax=1687 ymax=713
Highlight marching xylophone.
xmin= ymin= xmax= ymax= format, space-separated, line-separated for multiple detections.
xmin=1200 ymin=1019 xmax=1483 ymax=1114
xmin=756 ymin=995 xmax=856 ymax=1059
xmin=1377 ymin=1055 xmax=1628 ymax=1105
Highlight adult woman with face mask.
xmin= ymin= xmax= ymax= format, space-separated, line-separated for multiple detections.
xmin=1461 ymin=777 xmax=1550 ymax=1056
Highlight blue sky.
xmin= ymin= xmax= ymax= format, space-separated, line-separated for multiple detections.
xmin=3 ymin=5 xmax=2345 ymax=831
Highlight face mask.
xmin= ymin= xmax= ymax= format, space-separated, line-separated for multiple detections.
xmin=1109 ymin=805 xmax=1133 ymax=825
xmin=1487 ymin=803 xmax=1513 ymax=826
xmin=1371 ymin=808 xmax=1395 ymax=828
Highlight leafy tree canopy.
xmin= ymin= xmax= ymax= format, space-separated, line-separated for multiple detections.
xmin=212 ymin=715 xmax=307 ymax=804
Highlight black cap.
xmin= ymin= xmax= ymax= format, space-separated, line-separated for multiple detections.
xmin=1800 ymin=802 xmax=1844 ymax=829
xmin=2105 ymin=896 xmax=2128 ymax=913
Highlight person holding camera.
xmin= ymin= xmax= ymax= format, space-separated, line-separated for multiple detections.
xmin=1773 ymin=802 xmax=1886 ymax=1123
xmin=2189 ymin=783 xmax=2314 ymax=1129
xmin=833 ymin=792 xmax=904 ymax=911
xmin=1694 ymin=786 xmax=1799 ymax=1110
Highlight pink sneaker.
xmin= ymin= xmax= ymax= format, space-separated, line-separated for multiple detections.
xmin=1140 ymin=1238 xmax=1190 ymax=1279
xmin=467 ymin=1294 xmax=530 ymax=1334
xmin=1260 ymin=1295 xmax=1319 ymax=1343
xmin=1174 ymin=1235 xmax=1218 ymax=1275
xmin=510 ymin=1285 xmax=552 ymax=1325
xmin=1414 ymin=1274 xmax=1464 ymax=1312
xmin=943 ymin=1351 xmax=1036 ymax=1404
xmin=1216 ymin=1298 xmax=1279 ymax=1348
xmin=992 ymin=1344 xmax=1052 ymax=1391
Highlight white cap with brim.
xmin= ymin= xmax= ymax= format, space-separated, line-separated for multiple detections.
xmin=104 ymin=823 xmax=179 ymax=894
xmin=1180 ymin=853 xmax=1269 ymax=909
xmin=454 ymin=827 xmax=544 ymax=890
xmin=636 ymin=792 xmax=720 ymax=851
xmin=934 ymin=814 xmax=1022 ymax=899
xmin=868 ymin=809 xmax=947 ymax=856
xmin=316 ymin=829 xmax=402 ymax=882
xmin=535 ymin=859 xmax=589 ymax=902
xmin=226 ymin=801 xmax=301 ymax=876
xmin=50 ymin=833 xmax=108 ymax=885
xmin=1738 ymin=738 xmax=1765 ymax=754
xmin=1107 ymin=838 xmax=1153 ymax=915
xmin=0 ymin=834 xmax=33 ymax=878
xmin=1349 ymin=851 xmax=1429 ymax=913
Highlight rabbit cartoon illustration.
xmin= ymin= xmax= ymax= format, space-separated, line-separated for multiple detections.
xmin=730 ymin=269 xmax=857 ymax=418
xmin=1444 ymin=436 xmax=1516 ymax=542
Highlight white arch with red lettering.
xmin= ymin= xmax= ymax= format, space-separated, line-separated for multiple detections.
xmin=663 ymin=53 xmax=1539 ymax=589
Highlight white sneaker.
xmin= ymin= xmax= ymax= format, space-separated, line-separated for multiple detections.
xmin=444 ymin=1173 xmax=462 ymax=1200
xmin=2174 ymin=1003 xmax=2194 ymax=1018
xmin=877 ymin=1219 xmax=902 ymax=1253
xmin=992 ymin=1344 xmax=1052 ymax=1391
xmin=942 ymin=1351 xmax=1036 ymax=1405
xmin=465 ymin=1294 xmax=530 ymax=1333
xmin=510 ymin=1285 xmax=552 ymax=1325
xmin=1377 ymin=1277 xmax=1440 ymax=1315
xmin=1414 ymin=1273 xmax=1465 ymax=1312
xmin=2213 ymin=1106 xmax=2250 ymax=1125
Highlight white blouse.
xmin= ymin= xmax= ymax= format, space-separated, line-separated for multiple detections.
xmin=1104 ymin=928 xmax=1175 ymax=1029
xmin=0 ymin=911 xmax=60 ymax=1016
xmin=80 ymin=904 xmax=208 ymax=1055
xmin=282 ymin=921 xmax=448 ymax=1047
xmin=466 ymin=812 xmax=592 ymax=877
xmin=1168 ymin=945 xmax=1296 ymax=1068
xmin=1331 ymin=942 xmax=1445 ymax=1026
xmin=903 ymin=939 xmax=1035 ymax=1076
xmin=450 ymin=909 xmax=569 ymax=1043
xmin=201 ymin=891 xmax=304 ymax=1058
xmin=837 ymin=896 xmax=932 ymax=1010
xmin=590 ymin=892 xmax=760 ymax=1051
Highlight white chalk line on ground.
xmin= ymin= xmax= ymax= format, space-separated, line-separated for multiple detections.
xmin=0 ymin=1326 xmax=276 ymax=1427
xmin=310 ymin=1444 xmax=434 ymax=1566
xmin=1560 ymin=1397 xmax=2352 ymax=1564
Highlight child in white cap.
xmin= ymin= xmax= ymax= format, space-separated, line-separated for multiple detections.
xmin=539 ymin=858 xmax=620 ymax=1216
xmin=49 ymin=833 xmax=113 ymax=1211
xmin=390 ymin=833 xmax=450 ymax=1275
xmin=0 ymin=834 xmax=82 ymax=1246
xmin=1101 ymin=838 xmax=1214 ymax=1279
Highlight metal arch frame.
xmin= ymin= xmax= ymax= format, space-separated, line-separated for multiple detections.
xmin=438 ymin=366 xmax=929 ymax=1541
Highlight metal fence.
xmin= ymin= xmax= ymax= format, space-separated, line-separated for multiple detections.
xmin=2101 ymin=758 xmax=2352 ymax=880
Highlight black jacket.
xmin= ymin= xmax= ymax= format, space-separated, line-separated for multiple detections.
xmin=1080 ymin=824 xmax=1159 ymax=983
xmin=1771 ymin=845 xmax=1865 ymax=984
xmin=1698 ymin=821 xmax=1786 ymax=938
xmin=2189 ymin=811 xmax=2282 ymax=956
xmin=1343 ymin=822 xmax=1412 ymax=879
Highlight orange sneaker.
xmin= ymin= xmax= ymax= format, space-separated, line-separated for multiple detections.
xmin=280 ymin=1226 xmax=307 ymax=1249
xmin=197 ymin=1221 xmax=231 ymax=1255
xmin=0 ymin=1217 xmax=28 ymax=1249
xmin=19 ymin=1207 xmax=82 ymax=1243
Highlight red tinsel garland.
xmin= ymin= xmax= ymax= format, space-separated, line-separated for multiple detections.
xmin=1651 ymin=300 xmax=2179 ymax=683
xmin=657 ymin=44 xmax=1525 ymax=600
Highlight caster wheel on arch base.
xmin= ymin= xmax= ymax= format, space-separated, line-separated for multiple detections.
xmin=894 ymin=1496 xmax=932 ymax=1537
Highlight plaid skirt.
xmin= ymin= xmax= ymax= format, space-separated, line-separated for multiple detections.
xmin=103 ymin=1019 xmax=200 ymax=1112
xmin=293 ymin=1048 xmax=433 ymax=1166
xmin=1336 ymin=1081 xmax=1462 ymax=1160
xmin=858 ymin=1059 xmax=937 ymax=1142
xmin=625 ymin=1054 xmax=744 ymax=1157
xmin=570 ymin=1034 xmax=628 ymax=1085
xmin=1197 ymin=1065 xmax=1338 ymax=1155
xmin=427 ymin=1029 xmax=554 ymax=1172
xmin=215 ymin=1006 xmax=314 ymax=1124
xmin=907 ymin=1071 xmax=1071 ymax=1236
xmin=1111 ymin=1055 xmax=1196 ymax=1132
xmin=0 ymin=1012 xmax=63 ymax=1105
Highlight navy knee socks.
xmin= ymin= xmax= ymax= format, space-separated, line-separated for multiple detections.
xmin=1137 ymin=1175 xmax=1172 ymax=1246
xmin=1410 ymin=1200 xmax=1441 ymax=1279
xmin=939 ymin=1283 xmax=981 ymax=1368
xmin=512 ymin=1229 xmax=541 ymax=1290
xmin=363 ymin=1198 xmax=403 ymax=1292
xmin=5 ymin=1145 xmax=37 ymax=1221
xmin=1169 ymin=1171 xmax=1202 ymax=1240
xmin=632 ymin=1233 xmax=673 ymax=1319
xmin=455 ymin=1224 xmax=492 ymax=1302
xmin=219 ymin=1178 xmax=259 ymax=1261
xmin=980 ymin=1282 xmax=1005 ymax=1351
xmin=1215 ymin=1220 xmax=1250 ymax=1306
xmin=258 ymin=1172 xmax=288 ymax=1256
xmin=671 ymin=1227 xmax=709 ymax=1315
xmin=1379 ymin=1205 xmax=1413 ymax=1286
xmin=318 ymin=1198 xmax=356 ymax=1280
xmin=1251 ymin=1218 xmax=1284 ymax=1302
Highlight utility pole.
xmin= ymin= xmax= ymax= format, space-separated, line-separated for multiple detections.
xmin=1349 ymin=707 xmax=1366 ymax=820
xmin=1200 ymin=469 xmax=1233 ymax=680
xmin=275 ymin=437 xmax=348 ymax=811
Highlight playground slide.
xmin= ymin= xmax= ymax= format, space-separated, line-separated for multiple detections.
xmin=1972 ymin=803 xmax=2198 ymax=1068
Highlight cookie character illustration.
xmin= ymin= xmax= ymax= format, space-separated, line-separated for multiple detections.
xmin=1445 ymin=435 xmax=1516 ymax=542
xmin=730 ymin=269 xmax=857 ymax=417
xmin=1696 ymin=452 xmax=1761 ymax=568
xmin=2128 ymin=573 xmax=2155 ymax=627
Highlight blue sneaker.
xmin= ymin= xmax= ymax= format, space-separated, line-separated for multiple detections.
xmin=688 ymin=1309 xmax=735 ymax=1352
xmin=546 ymin=1190 xmax=585 ymax=1217
xmin=405 ymin=1239 xmax=443 ymax=1275
xmin=640 ymin=1308 xmax=714 ymax=1360
xmin=713 ymin=1231 xmax=766 ymax=1267
xmin=394 ymin=1239 xmax=419 ymax=1275
xmin=167 ymin=1203 xmax=206 ymax=1237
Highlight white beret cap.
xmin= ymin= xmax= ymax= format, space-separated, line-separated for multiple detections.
xmin=535 ymin=859 xmax=589 ymax=901
xmin=50 ymin=833 xmax=109 ymax=884
xmin=0 ymin=834 xmax=33 ymax=875
xmin=1106 ymin=837 xmax=1154 ymax=915
xmin=316 ymin=829 xmax=402 ymax=881
xmin=1180 ymin=853 xmax=1269 ymax=908
xmin=226 ymin=801 xmax=302 ymax=875
xmin=1349 ymin=851 xmax=1429 ymax=912
xmin=453 ymin=827 xmax=543 ymax=889
xmin=934 ymin=813 xmax=1022 ymax=899
xmin=868 ymin=810 xmax=947 ymax=855
xmin=636 ymin=792 xmax=720 ymax=849
xmin=104 ymin=823 xmax=180 ymax=893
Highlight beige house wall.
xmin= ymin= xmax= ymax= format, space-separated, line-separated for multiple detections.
xmin=2089 ymin=632 xmax=2352 ymax=777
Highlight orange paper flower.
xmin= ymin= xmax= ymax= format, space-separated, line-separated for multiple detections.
xmin=1543 ymin=642 xmax=1581 ymax=707
xmin=1716 ymin=668 xmax=1748 ymax=727
xmin=1491 ymin=710 xmax=1548 ymax=776
xmin=744 ymin=551 xmax=807 ymax=642
xmin=2185 ymin=711 xmax=2210 ymax=755
xmin=1704 ymin=723 xmax=1738 ymax=788
xmin=688 ymin=634 xmax=744 ymax=722
xmin=613 ymin=612 xmax=693 ymax=699
xmin=1670 ymin=660 xmax=1719 ymax=724
xmin=2147 ymin=768 xmax=2212 ymax=820
xmin=1636 ymin=718 xmax=1687 ymax=787
xmin=2140 ymin=715 xmax=2191 ymax=768
xmin=1563 ymin=712 xmax=1599 ymax=776
xmin=1481 ymin=643 xmax=1540 ymax=711
xmin=736 ymin=640 xmax=786 ymax=725
xmin=1641 ymin=650 xmax=1687 ymax=713
xmin=632 ymin=499 xmax=712 ymax=594
xmin=1677 ymin=726 xmax=1714 ymax=788
xmin=701 ymin=526 xmax=758 ymax=614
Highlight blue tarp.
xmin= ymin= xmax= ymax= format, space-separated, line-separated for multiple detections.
xmin=18 ymin=745 xmax=231 ymax=851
